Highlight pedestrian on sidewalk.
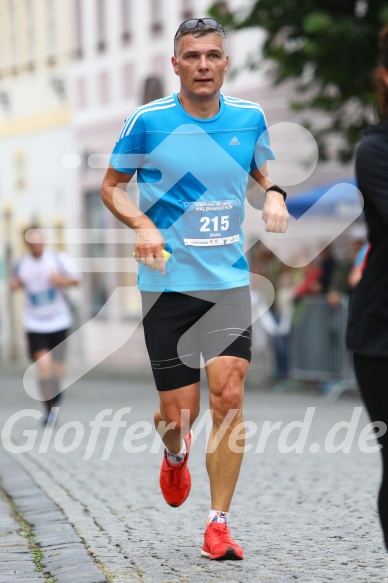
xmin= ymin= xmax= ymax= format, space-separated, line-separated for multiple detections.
xmin=11 ymin=228 xmax=81 ymax=424
xmin=101 ymin=17 xmax=288 ymax=560
xmin=347 ymin=25 xmax=388 ymax=551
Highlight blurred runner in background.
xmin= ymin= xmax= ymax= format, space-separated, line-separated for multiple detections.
xmin=11 ymin=229 xmax=81 ymax=424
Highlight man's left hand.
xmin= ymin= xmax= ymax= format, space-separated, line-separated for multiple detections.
xmin=262 ymin=190 xmax=289 ymax=233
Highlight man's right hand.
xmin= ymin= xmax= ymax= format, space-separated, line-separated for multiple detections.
xmin=101 ymin=166 xmax=168 ymax=275
xmin=10 ymin=277 xmax=22 ymax=291
xmin=134 ymin=224 xmax=167 ymax=274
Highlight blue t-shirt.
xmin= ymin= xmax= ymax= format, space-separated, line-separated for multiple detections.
xmin=110 ymin=93 xmax=275 ymax=292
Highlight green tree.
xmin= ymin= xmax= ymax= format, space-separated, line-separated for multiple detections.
xmin=210 ymin=0 xmax=388 ymax=162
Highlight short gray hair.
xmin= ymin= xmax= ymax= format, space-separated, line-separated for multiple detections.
xmin=174 ymin=25 xmax=228 ymax=57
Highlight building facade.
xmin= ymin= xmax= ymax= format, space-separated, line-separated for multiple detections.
xmin=0 ymin=0 xmax=78 ymax=359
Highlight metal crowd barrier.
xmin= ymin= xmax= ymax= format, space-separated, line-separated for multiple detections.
xmin=289 ymin=295 xmax=357 ymax=400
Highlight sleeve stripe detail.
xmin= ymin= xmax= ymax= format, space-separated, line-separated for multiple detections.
xmin=118 ymin=96 xmax=175 ymax=140
xmin=224 ymin=95 xmax=262 ymax=105
xmin=122 ymin=103 xmax=176 ymax=138
xmin=224 ymin=96 xmax=264 ymax=111
xmin=224 ymin=100 xmax=264 ymax=114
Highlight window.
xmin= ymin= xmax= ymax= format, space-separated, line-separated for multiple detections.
xmin=96 ymin=0 xmax=106 ymax=52
xmin=25 ymin=0 xmax=36 ymax=66
xmin=122 ymin=63 xmax=134 ymax=99
xmin=120 ymin=0 xmax=131 ymax=44
xmin=181 ymin=0 xmax=194 ymax=20
xmin=0 ymin=21 xmax=3 ymax=74
xmin=46 ymin=0 xmax=57 ymax=63
xmin=85 ymin=190 xmax=108 ymax=317
xmin=0 ymin=92 xmax=10 ymax=110
xmin=98 ymin=71 xmax=109 ymax=105
xmin=150 ymin=0 xmax=162 ymax=34
xmin=8 ymin=0 xmax=19 ymax=71
xmin=73 ymin=0 xmax=83 ymax=58
xmin=77 ymin=77 xmax=87 ymax=109
xmin=142 ymin=76 xmax=163 ymax=104
xmin=14 ymin=151 xmax=27 ymax=191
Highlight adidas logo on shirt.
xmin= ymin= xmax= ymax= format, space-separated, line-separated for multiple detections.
xmin=229 ymin=136 xmax=240 ymax=146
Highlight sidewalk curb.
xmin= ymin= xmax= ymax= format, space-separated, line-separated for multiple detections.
xmin=0 ymin=447 xmax=108 ymax=583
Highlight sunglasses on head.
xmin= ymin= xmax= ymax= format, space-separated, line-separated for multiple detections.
xmin=175 ymin=18 xmax=225 ymax=38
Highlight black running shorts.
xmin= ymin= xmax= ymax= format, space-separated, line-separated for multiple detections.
xmin=141 ymin=287 xmax=252 ymax=391
xmin=26 ymin=329 xmax=69 ymax=361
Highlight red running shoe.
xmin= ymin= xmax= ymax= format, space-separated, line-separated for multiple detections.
xmin=159 ymin=431 xmax=192 ymax=507
xmin=201 ymin=523 xmax=243 ymax=560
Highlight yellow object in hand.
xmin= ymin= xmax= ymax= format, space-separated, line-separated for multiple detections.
xmin=154 ymin=249 xmax=171 ymax=267
xmin=133 ymin=249 xmax=171 ymax=266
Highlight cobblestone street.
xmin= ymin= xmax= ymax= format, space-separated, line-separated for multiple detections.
xmin=1 ymin=366 xmax=387 ymax=582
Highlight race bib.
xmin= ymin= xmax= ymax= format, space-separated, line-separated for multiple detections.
xmin=183 ymin=200 xmax=241 ymax=246
xmin=28 ymin=288 xmax=56 ymax=307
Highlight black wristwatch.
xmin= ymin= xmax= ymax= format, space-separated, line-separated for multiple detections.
xmin=265 ymin=185 xmax=287 ymax=201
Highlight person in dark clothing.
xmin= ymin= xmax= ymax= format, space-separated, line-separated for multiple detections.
xmin=317 ymin=246 xmax=336 ymax=294
xmin=346 ymin=25 xmax=388 ymax=551
xmin=327 ymin=238 xmax=366 ymax=306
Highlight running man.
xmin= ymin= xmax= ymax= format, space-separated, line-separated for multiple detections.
xmin=101 ymin=17 xmax=289 ymax=560
xmin=11 ymin=229 xmax=81 ymax=424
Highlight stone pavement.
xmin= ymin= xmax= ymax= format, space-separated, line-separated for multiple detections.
xmin=0 ymin=487 xmax=46 ymax=583
xmin=0 ymin=448 xmax=107 ymax=583
xmin=0 ymin=365 xmax=388 ymax=583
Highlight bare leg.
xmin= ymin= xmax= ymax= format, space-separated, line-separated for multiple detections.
xmin=53 ymin=361 xmax=65 ymax=385
xmin=205 ymin=356 xmax=248 ymax=512
xmin=33 ymin=350 xmax=53 ymax=398
xmin=52 ymin=360 xmax=65 ymax=402
xmin=51 ymin=335 xmax=68 ymax=403
xmin=33 ymin=350 xmax=57 ymax=413
xmin=154 ymin=382 xmax=200 ymax=453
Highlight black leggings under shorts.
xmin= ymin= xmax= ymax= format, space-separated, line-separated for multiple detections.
xmin=353 ymin=353 xmax=388 ymax=550
xmin=26 ymin=329 xmax=69 ymax=361
xmin=141 ymin=287 xmax=252 ymax=391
